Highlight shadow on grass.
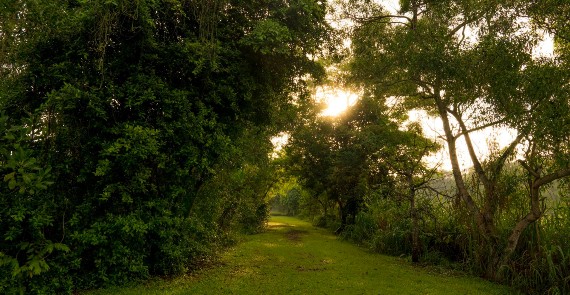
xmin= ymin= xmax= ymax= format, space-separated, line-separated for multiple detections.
xmin=284 ymin=229 xmax=308 ymax=242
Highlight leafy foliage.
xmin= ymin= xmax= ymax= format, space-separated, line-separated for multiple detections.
xmin=286 ymin=95 xmax=436 ymax=235
xmin=0 ymin=0 xmax=331 ymax=293
xmin=344 ymin=0 xmax=570 ymax=289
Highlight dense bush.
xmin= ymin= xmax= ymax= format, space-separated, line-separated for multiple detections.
xmin=500 ymin=199 xmax=570 ymax=294
xmin=0 ymin=0 xmax=330 ymax=293
xmin=337 ymin=175 xmax=570 ymax=294
xmin=313 ymin=214 xmax=341 ymax=231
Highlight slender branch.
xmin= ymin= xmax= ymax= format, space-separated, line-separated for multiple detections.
xmin=490 ymin=132 xmax=525 ymax=179
xmin=376 ymin=78 xmax=434 ymax=96
xmin=447 ymin=17 xmax=474 ymax=38
xmin=423 ymin=164 xmax=442 ymax=182
xmin=420 ymin=94 xmax=436 ymax=100
xmin=383 ymin=158 xmax=408 ymax=177
xmin=448 ymin=108 xmax=492 ymax=189
xmin=452 ymin=117 xmax=509 ymax=140
xmin=446 ymin=8 xmax=491 ymax=39
xmin=362 ymin=20 xmax=411 ymax=27
xmin=418 ymin=185 xmax=453 ymax=199
xmin=534 ymin=167 xmax=570 ymax=188
xmin=414 ymin=167 xmax=439 ymax=189
xmin=446 ymin=1 xmax=501 ymax=39
xmin=518 ymin=160 xmax=540 ymax=178
xmin=356 ymin=14 xmax=413 ymax=24
xmin=458 ymin=23 xmax=467 ymax=44
xmin=411 ymin=78 xmax=435 ymax=93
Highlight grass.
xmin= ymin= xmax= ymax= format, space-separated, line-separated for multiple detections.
xmin=87 ymin=216 xmax=515 ymax=294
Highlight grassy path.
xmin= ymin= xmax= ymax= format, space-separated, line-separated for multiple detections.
xmin=90 ymin=216 xmax=514 ymax=294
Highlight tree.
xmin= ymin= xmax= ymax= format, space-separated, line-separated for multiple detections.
xmin=346 ymin=0 xmax=570 ymax=279
xmin=286 ymin=95 xmax=431 ymax=234
xmin=376 ymin=122 xmax=439 ymax=262
xmin=0 ymin=0 xmax=333 ymax=292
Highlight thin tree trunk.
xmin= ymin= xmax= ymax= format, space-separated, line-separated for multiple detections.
xmin=433 ymin=93 xmax=487 ymax=235
xmin=408 ymin=175 xmax=420 ymax=263
xmin=335 ymin=200 xmax=346 ymax=235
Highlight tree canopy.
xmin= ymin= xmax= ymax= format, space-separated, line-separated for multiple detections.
xmin=0 ymin=0 xmax=331 ymax=293
xmin=345 ymin=0 xmax=570 ymax=282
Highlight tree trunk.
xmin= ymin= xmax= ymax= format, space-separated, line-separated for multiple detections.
xmin=335 ymin=201 xmax=346 ymax=235
xmin=499 ymin=163 xmax=570 ymax=268
xmin=407 ymin=175 xmax=421 ymax=263
xmin=433 ymin=94 xmax=489 ymax=236
xmin=433 ymin=93 xmax=503 ymax=278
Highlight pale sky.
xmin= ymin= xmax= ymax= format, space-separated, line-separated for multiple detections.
xmin=273 ymin=0 xmax=555 ymax=171
xmin=407 ymin=110 xmax=518 ymax=171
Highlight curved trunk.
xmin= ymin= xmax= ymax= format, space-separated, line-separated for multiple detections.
xmin=499 ymin=163 xmax=570 ymax=269
xmin=433 ymin=93 xmax=502 ymax=278
xmin=433 ymin=93 xmax=490 ymax=237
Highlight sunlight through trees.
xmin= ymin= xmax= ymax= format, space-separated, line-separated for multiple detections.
xmin=1 ymin=0 xmax=569 ymax=294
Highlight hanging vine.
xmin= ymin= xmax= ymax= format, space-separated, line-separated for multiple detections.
xmin=190 ymin=0 xmax=225 ymax=57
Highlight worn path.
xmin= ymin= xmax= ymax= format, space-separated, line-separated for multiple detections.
xmin=91 ymin=216 xmax=514 ymax=294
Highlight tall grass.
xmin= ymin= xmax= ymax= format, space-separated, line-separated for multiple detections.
xmin=340 ymin=186 xmax=570 ymax=293
xmin=501 ymin=202 xmax=570 ymax=294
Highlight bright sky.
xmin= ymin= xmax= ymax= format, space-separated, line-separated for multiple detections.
xmin=381 ymin=0 xmax=400 ymax=14
xmin=407 ymin=110 xmax=518 ymax=171
xmin=271 ymin=0 xmax=556 ymax=171
xmin=271 ymin=132 xmax=289 ymax=158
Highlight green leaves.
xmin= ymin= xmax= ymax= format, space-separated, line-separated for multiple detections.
xmin=3 ymin=153 xmax=53 ymax=195
xmin=1 ymin=0 xmax=334 ymax=292
xmin=241 ymin=19 xmax=292 ymax=55
xmin=1 ymin=240 xmax=70 ymax=279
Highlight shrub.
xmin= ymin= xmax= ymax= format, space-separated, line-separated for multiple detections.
xmin=313 ymin=214 xmax=340 ymax=230
xmin=341 ymin=211 xmax=378 ymax=246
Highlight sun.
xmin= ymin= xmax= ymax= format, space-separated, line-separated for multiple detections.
xmin=316 ymin=87 xmax=359 ymax=117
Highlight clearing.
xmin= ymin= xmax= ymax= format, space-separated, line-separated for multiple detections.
xmin=89 ymin=216 xmax=514 ymax=294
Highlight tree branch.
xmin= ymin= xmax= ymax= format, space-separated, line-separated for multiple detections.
xmin=447 ymin=17 xmax=474 ymax=38
xmin=356 ymin=14 xmax=413 ymax=25
xmin=490 ymin=132 xmax=525 ymax=180
xmin=517 ymin=160 xmax=540 ymax=178
xmin=452 ymin=117 xmax=509 ymax=140
xmin=418 ymin=185 xmax=453 ymax=199
xmin=447 ymin=108 xmax=492 ymax=189
xmin=534 ymin=167 xmax=570 ymax=188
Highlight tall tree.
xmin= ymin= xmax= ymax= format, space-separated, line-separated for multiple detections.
xmin=0 ymin=0 xmax=333 ymax=293
xmin=376 ymin=122 xmax=439 ymax=262
xmin=347 ymin=0 xmax=570 ymax=279
xmin=287 ymin=96 xmax=434 ymax=234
